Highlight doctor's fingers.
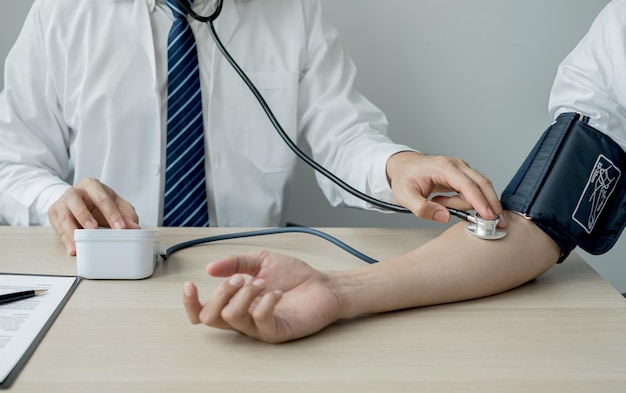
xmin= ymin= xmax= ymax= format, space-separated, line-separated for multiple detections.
xmin=76 ymin=178 xmax=131 ymax=229
xmin=110 ymin=199 xmax=140 ymax=229
xmin=48 ymin=202 xmax=81 ymax=256
xmin=402 ymin=197 xmax=453 ymax=224
xmin=398 ymin=176 xmax=501 ymax=226
xmin=442 ymin=167 xmax=506 ymax=226
xmin=405 ymin=157 xmax=502 ymax=220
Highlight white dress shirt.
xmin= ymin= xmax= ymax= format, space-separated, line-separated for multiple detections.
xmin=0 ymin=0 xmax=411 ymax=227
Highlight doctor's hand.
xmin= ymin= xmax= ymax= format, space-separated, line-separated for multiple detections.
xmin=48 ymin=177 xmax=140 ymax=256
xmin=386 ymin=151 xmax=506 ymax=226
xmin=183 ymin=251 xmax=343 ymax=344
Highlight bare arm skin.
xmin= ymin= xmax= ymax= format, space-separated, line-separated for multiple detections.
xmin=183 ymin=212 xmax=560 ymax=343
xmin=334 ymin=211 xmax=558 ymax=319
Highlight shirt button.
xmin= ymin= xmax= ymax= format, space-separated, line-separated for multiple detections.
xmin=151 ymin=163 xmax=161 ymax=176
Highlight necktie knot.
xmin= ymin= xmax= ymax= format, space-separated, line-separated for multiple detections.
xmin=166 ymin=0 xmax=193 ymax=19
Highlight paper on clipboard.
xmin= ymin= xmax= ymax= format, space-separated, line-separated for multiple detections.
xmin=0 ymin=274 xmax=80 ymax=389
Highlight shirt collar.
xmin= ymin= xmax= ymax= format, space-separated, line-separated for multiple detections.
xmin=148 ymin=0 xmax=217 ymax=14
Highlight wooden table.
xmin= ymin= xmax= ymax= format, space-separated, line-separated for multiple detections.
xmin=2 ymin=227 xmax=626 ymax=392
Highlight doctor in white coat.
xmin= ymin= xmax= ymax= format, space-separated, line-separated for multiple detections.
xmin=0 ymin=0 xmax=504 ymax=254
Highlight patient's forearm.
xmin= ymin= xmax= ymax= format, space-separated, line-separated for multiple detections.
xmin=335 ymin=212 xmax=561 ymax=319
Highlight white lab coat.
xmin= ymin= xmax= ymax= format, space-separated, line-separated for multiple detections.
xmin=549 ymin=0 xmax=626 ymax=152
xmin=0 ymin=0 xmax=410 ymax=227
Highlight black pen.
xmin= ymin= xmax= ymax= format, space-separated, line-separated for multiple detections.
xmin=0 ymin=289 xmax=48 ymax=305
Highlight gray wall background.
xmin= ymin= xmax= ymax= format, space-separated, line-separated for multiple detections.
xmin=2 ymin=1 xmax=623 ymax=293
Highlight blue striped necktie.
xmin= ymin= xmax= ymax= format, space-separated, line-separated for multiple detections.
xmin=163 ymin=0 xmax=210 ymax=227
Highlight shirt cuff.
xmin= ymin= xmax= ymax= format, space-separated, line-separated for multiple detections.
xmin=366 ymin=147 xmax=417 ymax=209
xmin=32 ymin=183 xmax=72 ymax=226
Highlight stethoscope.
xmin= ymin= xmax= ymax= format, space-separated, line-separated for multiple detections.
xmin=173 ymin=0 xmax=506 ymax=240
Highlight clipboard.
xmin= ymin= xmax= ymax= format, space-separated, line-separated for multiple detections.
xmin=0 ymin=273 xmax=81 ymax=389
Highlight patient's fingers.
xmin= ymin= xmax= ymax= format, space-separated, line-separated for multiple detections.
xmin=219 ymin=278 xmax=267 ymax=333
xmin=182 ymin=282 xmax=203 ymax=324
xmin=206 ymin=253 xmax=264 ymax=277
xmin=197 ymin=274 xmax=247 ymax=329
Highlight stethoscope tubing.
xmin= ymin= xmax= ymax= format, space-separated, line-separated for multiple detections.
xmin=174 ymin=0 xmax=485 ymax=226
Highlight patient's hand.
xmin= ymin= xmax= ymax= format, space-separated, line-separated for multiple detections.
xmin=183 ymin=251 xmax=343 ymax=343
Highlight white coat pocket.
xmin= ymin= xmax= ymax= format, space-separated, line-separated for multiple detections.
xmin=240 ymin=71 xmax=299 ymax=173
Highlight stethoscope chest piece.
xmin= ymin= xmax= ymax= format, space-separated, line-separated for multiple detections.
xmin=465 ymin=214 xmax=507 ymax=240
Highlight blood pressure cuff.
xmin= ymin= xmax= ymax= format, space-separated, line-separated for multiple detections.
xmin=500 ymin=112 xmax=626 ymax=262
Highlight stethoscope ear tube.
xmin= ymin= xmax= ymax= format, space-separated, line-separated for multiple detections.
xmin=174 ymin=0 xmax=223 ymax=22
xmin=184 ymin=2 xmax=504 ymax=239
